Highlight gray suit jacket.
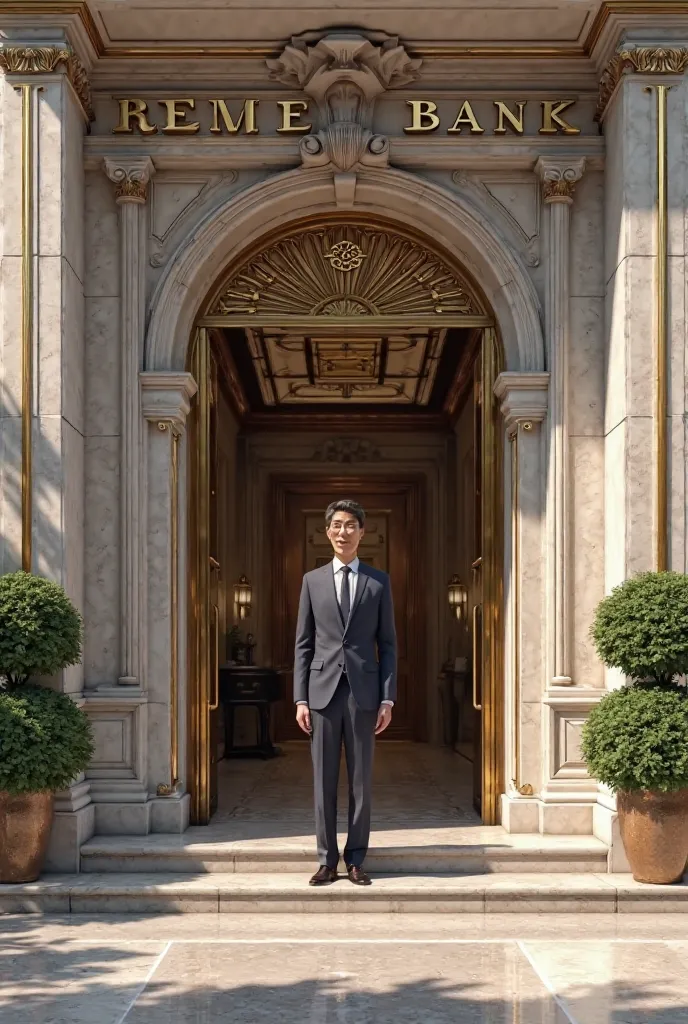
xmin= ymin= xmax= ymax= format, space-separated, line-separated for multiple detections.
xmin=293 ymin=561 xmax=397 ymax=711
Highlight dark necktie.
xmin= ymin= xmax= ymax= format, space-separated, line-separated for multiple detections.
xmin=340 ymin=566 xmax=351 ymax=624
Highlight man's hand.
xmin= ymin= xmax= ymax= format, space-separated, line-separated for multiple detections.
xmin=375 ymin=704 xmax=393 ymax=735
xmin=296 ymin=704 xmax=312 ymax=734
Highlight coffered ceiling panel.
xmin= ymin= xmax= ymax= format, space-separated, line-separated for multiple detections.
xmin=245 ymin=329 xmax=446 ymax=405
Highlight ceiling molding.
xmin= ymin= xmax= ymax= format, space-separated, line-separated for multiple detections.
xmin=4 ymin=2 xmax=688 ymax=64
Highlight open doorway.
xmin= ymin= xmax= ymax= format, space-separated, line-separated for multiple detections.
xmin=185 ymin=219 xmax=504 ymax=830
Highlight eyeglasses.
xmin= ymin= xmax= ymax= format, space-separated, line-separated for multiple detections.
xmin=329 ymin=521 xmax=360 ymax=533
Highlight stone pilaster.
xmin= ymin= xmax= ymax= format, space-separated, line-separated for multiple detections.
xmin=495 ymin=372 xmax=549 ymax=833
xmin=536 ymin=157 xmax=586 ymax=689
xmin=0 ymin=36 xmax=95 ymax=867
xmin=104 ymin=157 xmax=155 ymax=688
xmin=598 ymin=46 xmax=688 ymax=601
xmin=141 ymin=371 xmax=196 ymax=833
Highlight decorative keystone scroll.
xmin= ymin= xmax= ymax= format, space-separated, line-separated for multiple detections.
xmin=266 ymin=31 xmax=421 ymax=172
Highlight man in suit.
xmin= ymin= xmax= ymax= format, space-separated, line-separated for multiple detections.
xmin=294 ymin=499 xmax=397 ymax=886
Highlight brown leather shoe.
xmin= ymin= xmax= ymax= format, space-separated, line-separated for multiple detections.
xmin=309 ymin=865 xmax=338 ymax=886
xmin=346 ymin=864 xmax=372 ymax=886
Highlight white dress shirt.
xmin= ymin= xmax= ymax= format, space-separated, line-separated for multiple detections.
xmin=296 ymin=556 xmax=393 ymax=708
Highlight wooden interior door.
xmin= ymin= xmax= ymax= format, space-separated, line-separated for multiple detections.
xmin=273 ymin=477 xmax=424 ymax=742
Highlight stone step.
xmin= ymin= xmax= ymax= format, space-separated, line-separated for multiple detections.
xmin=2 ymin=872 xmax=686 ymax=914
xmin=79 ymin=833 xmax=609 ymax=874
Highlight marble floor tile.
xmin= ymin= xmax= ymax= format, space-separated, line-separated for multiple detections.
xmin=126 ymin=941 xmax=569 ymax=1024
xmin=522 ymin=939 xmax=688 ymax=1023
xmin=0 ymin=938 xmax=166 ymax=1024
xmin=210 ymin=741 xmax=480 ymax=830
xmin=6 ymin=916 xmax=688 ymax=1022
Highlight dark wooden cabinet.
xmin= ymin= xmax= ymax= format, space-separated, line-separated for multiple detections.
xmin=219 ymin=665 xmax=284 ymax=759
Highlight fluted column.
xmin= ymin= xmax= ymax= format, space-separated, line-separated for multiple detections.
xmin=536 ymin=158 xmax=585 ymax=689
xmin=104 ymin=157 xmax=155 ymax=687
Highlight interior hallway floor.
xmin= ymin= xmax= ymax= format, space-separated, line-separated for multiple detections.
xmin=211 ymin=740 xmax=480 ymax=841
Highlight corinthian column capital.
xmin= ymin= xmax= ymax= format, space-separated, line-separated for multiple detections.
xmin=536 ymin=157 xmax=586 ymax=204
xmin=0 ymin=45 xmax=94 ymax=122
xmin=104 ymin=156 xmax=155 ymax=203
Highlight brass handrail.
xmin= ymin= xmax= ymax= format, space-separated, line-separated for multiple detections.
xmin=472 ymin=603 xmax=482 ymax=711
xmin=209 ymin=603 xmax=220 ymax=710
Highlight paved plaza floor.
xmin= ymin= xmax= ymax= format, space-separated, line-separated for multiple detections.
xmin=3 ymin=913 xmax=688 ymax=1023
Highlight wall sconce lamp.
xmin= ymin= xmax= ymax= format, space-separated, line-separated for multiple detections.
xmin=447 ymin=575 xmax=468 ymax=622
xmin=233 ymin=575 xmax=253 ymax=620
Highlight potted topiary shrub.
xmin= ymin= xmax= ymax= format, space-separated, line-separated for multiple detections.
xmin=582 ymin=571 xmax=688 ymax=884
xmin=0 ymin=571 xmax=93 ymax=882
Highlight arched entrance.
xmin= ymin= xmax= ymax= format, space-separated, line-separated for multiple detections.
xmin=183 ymin=212 xmax=507 ymax=826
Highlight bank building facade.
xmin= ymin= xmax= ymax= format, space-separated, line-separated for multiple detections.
xmin=1 ymin=0 xmax=685 ymax=873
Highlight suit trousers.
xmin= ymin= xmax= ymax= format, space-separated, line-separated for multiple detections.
xmin=310 ymin=675 xmax=377 ymax=869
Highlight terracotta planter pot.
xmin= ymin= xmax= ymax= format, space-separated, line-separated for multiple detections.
xmin=617 ymin=788 xmax=688 ymax=884
xmin=0 ymin=791 xmax=54 ymax=883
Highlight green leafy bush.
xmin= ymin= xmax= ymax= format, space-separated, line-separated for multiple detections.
xmin=0 ymin=685 xmax=93 ymax=793
xmin=582 ymin=684 xmax=688 ymax=793
xmin=0 ymin=571 xmax=83 ymax=686
xmin=591 ymin=572 xmax=688 ymax=685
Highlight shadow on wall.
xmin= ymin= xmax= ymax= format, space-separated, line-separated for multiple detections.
xmin=0 ymin=382 xmax=68 ymax=584
xmin=1 ymin=920 xmax=686 ymax=1023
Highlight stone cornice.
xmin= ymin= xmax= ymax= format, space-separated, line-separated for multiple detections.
xmin=0 ymin=44 xmax=93 ymax=121
xmin=494 ymin=371 xmax=550 ymax=427
xmin=597 ymin=46 xmax=688 ymax=121
xmin=140 ymin=371 xmax=198 ymax=428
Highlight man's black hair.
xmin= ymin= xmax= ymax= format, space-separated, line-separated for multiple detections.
xmin=325 ymin=499 xmax=366 ymax=528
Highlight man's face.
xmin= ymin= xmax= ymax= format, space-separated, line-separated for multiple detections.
xmin=326 ymin=511 xmax=364 ymax=562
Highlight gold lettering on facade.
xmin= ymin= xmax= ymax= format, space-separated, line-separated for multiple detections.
xmin=494 ymin=100 xmax=526 ymax=135
xmin=447 ymin=100 xmax=485 ymax=134
xmin=113 ymin=98 xmax=158 ymax=134
xmin=209 ymin=98 xmax=258 ymax=134
xmin=404 ymin=100 xmax=440 ymax=133
xmin=158 ymin=98 xmax=200 ymax=134
xmin=539 ymin=100 xmax=580 ymax=135
xmin=276 ymin=99 xmax=311 ymax=133
xmin=109 ymin=98 xmax=582 ymax=137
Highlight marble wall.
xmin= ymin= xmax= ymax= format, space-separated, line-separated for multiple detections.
xmin=83 ymin=171 xmax=121 ymax=688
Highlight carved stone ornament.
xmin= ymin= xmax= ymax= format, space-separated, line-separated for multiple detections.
xmin=104 ymin=157 xmax=155 ymax=204
xmin=209 ymin=223 xmax=483 ymax=317
xmin=312 ymin=437 xmax=382 ymax=463
xmin=537 ymin=159 xmax=586 ymax=204
xmin=266 ymin=31 xmax=421 ymax=173
xmin=0 ymin=45 xmax=94 ymax=122
xmin=597 ymin=46 xmax=688 ymax=121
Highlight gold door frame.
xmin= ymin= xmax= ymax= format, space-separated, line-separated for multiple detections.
xmin=479 ymin=326 xmax=505 ymax=824
xmin=185 ymin=324 xmax=504 ymax=826
xmin=187 ymin=327 xmax=212 ymax=825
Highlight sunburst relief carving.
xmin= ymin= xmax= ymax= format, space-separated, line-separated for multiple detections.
xmin=209 ymin=225 xmax=483 ymax=318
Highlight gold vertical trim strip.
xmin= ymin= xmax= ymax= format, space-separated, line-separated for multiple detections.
xmin=481 ymin=326 xmax=504 ymax=825
xmin=187 ymin=328 xmax=211 ymax=824
xmin=19 ymin=84 xmax=38 ymax=572
xmin=652 ymin=84 xmax=670 ymax=572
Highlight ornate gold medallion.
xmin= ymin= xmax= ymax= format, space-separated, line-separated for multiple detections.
xmin=323 ymin=240 xmax=367 ymax=272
